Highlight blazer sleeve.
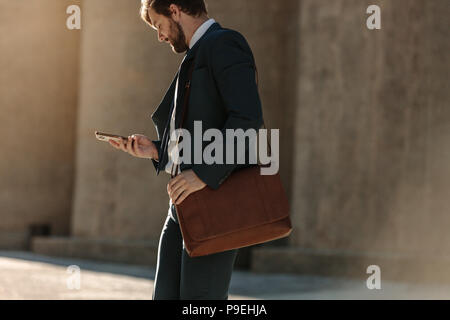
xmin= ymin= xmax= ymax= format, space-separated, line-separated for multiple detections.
xmin=150 ymin=140 xmax=162 ymax=172
xmin=190 ymin=31 xmax=264 ymax=190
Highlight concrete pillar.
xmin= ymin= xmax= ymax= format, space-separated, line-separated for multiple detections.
xmin=253 ymin=0 xmax=450 ymax=282
xmin=69 ymin=0 xmax=180 ymax=242
xmin=33 ymin=0 xmax=180 ymax=264
xmin=0 ymin=0 xmax=80 ymax=249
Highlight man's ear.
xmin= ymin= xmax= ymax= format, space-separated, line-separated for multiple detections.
xmin=169 ymin=4 xmax=182 ymax=22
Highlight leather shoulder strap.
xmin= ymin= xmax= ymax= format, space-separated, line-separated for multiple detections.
xmin=178 ymin=59 xmax=196 ymax=129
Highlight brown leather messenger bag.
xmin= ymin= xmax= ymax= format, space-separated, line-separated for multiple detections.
xmin=171 ymin=59 xmax=292 ymax=257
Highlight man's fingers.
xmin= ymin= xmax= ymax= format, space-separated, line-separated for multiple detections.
xmin=169 ymin=181 xmax=187 ymax=202
xmin=175 ymin=189 xmax=190 ymax=205
xmin=108 ymin=138 xmax=129 ymax=152
xmin=126 ymin=136 xmax=135 ymax=154
xmin=167 ymin=174 xmax=183 ymax=192
xmin=118 ymin=138 xmax=127 ymax=152
xmin=110 ymin=139 xmax=123 ymax=150
xmin=132 ymin=136 xmax=140 ymax=154
xmin=167 ymin=176 xmax=186 ymax=198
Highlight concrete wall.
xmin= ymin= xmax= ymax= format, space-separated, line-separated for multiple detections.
xmin=70 ymin=0 xmax=177 ymax=241
xmin=292 ymin=0 xmax=450 ymax=250
xmin=0 ymin=0 xmax=80 ymax=248
xmin=253 ymin=0 xmax=450 ymax=280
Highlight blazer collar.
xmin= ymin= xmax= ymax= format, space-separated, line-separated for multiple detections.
xmin=184 ymin=22 xmax=222 ymax=63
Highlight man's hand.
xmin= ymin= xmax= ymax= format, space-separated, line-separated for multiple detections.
xmin=109 ymin=134 xmax=158 ymax=160
xmin=167 ymin=170 xmax=207 ymax=205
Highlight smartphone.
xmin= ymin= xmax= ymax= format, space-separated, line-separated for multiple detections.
xmin=95 ymin=131 xmax=128 ymax=144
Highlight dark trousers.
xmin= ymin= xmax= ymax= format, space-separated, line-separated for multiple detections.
xmin=152 ymin=204 xmax=238 ymax=300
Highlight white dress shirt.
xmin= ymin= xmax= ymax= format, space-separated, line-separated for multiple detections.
xmin=164 ymin=18 xmax=216 ymax=175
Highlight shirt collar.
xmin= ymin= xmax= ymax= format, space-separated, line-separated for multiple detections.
xmin=189 ymin=18 xmax=216 ymax=49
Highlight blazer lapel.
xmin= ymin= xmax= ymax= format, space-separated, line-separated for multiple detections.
xmin=174 ymin=22 xmax=223 ymax=128
xmin=150 ymin=71 xmax=178 ymax=139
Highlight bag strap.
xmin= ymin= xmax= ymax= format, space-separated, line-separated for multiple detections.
xmin=178 ymin=60 xmax=197 ymax=130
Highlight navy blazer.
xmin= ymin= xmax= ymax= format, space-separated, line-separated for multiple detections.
xmin=150 ymin=22 xmax=263 ymax=190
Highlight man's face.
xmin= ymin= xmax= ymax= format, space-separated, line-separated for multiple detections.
xmin=148 ymin=7 xmax=188 ymax=54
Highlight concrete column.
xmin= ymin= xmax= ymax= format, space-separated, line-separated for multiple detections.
xmin=32 ymin=0 xmax=181 ymax=264
xmin=69 ymin=0 xmax=180 ymax=242
xmin=0 ymin=0 xmax=80 ymax=249
xmin=253 ymin=0 xmax=450 ymax=282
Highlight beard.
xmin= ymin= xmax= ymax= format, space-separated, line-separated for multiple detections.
xmin=169 ymin=19 xmax=189 ymax=53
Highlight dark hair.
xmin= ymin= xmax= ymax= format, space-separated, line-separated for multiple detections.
xmin=140 ymin=0 xmax=208 ymax=25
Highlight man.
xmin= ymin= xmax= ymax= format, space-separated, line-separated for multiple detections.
xmin=109 ymin=0 xmax=263 ymax=300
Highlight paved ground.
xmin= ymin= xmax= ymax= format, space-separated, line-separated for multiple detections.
xmin=0 ymin=251 xmax=449 ymax=300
